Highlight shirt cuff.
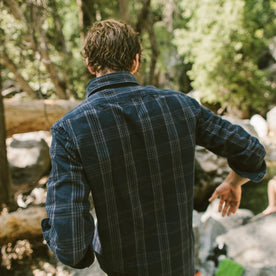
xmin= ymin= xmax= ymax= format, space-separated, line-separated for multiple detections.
xmin=228 ymin=160 xmax=267 ymax=183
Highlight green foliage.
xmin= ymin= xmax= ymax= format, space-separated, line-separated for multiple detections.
xmin=1 ymin=0 xmax=275 ymax=108
xmin=174 ymin=0 xmax=276 ymax=114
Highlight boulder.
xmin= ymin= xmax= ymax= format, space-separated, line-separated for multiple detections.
xmin=193 ymin=210 xmax=202 ymax=266
xmin=198 ymin=261 xmax=216 ymax=276
xmin=262 ymin=137 xmax=276 ymax=161
xmin=7 ymin=131 xmax=51 ymax=188
xmin=198 ymin=217 xmax=226 ymax=264
xmin=243 ymin=265 xmax=276 ymax=276
xmin=250 ymin=114 xmax=268 ymax=138
xmin=216 ymin=213 xmax=276 ymax=273
xmin=267 ymin=106 xmax=276 ymax=137
xmin=201 ymin=199 xmax=254 ymax=231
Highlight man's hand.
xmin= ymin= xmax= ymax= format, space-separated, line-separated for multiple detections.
xmin=209 ymin=182 xmax=242 ymax=217
xmin=208 ymin=170 xmax=249 ymax=217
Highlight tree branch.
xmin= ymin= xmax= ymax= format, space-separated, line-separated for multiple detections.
xmin=0 ymin=51 xmax=37 ymax=99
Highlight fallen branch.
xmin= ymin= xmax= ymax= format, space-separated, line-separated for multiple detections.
xmin=0 ymin=207 xmax=46 ymax=245
xmin=4 ymin=99 xmax=81 ymax=137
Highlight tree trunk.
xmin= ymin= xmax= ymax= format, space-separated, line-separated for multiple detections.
xmin=136 ymin=0 xmax=151 ymax=34
xmin=48 ymin=0 xmax=70 ymax=56
xmin=4 ymin=99 xmax=81 ymax=137
xmin=146 ymin=11 xmax=160 ymax=86
xmin=163 ymin=0 xmax=174 ymax=33
xmin=48 ymin=0 xmax=78 ymax=98
xmin=136 ymin=0 xmax=159 ymax=86
xmin=118 ymin=0 xmax=131 ymax=24
xmin=3 ymin=0 xmax=25 ymax=22
xmin=29 ymin=3 xmax=68 ymax=99
xmin=37 ymin=26 xmax=68 ymax=99
xmin=77 ymin=0 xmax=96 ymax=41
xmin=0 ymin=64 xmax=14 ymax=210
xmin=1 ymin=51 xmax=37 ymax=99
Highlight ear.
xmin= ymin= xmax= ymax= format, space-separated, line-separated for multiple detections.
xmin=85 ymin=58 xmax=96 ymax=75
xmin=131 ymin=53 xmax=140 ymax=74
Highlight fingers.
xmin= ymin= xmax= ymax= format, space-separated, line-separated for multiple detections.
xmin=230 ymin=200 xmax=240 ymax=215
xmin=209 ymin=190 xmax=219 ymax=202
xmin=221 ymin=201 xmax=239 ymax=217
xmin=209 ymin=184 xmax=240 ymax=217
xmin=217 ymin=198 xmax=238 ymax=217
xmin=222 ymin=200 xmax=230 ymax=217
xmin=218 ymin=198 xmax=224 ymax=213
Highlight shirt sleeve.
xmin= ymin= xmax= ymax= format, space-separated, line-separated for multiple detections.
xmin=195 ymin=104 xmax=266 ymax=182
xmin=41 ymin=124 xmax=95 ymax=268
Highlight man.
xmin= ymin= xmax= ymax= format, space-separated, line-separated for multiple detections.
xmin=41 ymin=19 xmax=266 ymax=276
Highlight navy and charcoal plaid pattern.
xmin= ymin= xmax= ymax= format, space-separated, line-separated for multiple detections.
xmin=42 ymin=72 xmax=266 ymax=275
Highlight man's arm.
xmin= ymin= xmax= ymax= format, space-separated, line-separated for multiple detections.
xmin=195 ymin=104 xmax=266 ymax=183
xmin=209 ymin=170 xmax=249 ymax=216
xmin=193 ymin=103 xmax=266 ymax=216
xmin=41 ymin=124 xmax=95 ymax=268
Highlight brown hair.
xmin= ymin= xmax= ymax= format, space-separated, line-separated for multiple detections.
xmin=82 ymin=19 xmax=142 ymax=74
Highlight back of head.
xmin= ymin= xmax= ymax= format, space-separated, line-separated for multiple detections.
xmin=82 ymin=19 xmax=142 ymax=74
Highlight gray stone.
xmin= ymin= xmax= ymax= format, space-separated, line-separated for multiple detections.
xmin=198 ymin=260 xmax=216 ymax=276
xmin=199 ymin=217 xmax=226 ymax=263
xmin=201 ymin=199 xmax=254 ymax=231
xmin=193 ymin=210 xmax=203 ymax=229
xmin=193 ymin=210 xmax=203 ymax=266
xmin=7 ymin=131 xmax=51 ymax=186
xmin=267 ymin=106 xmax=276 ymax=137
xmin=195 ymin=146 xmax=229 ymax=175
xmin=250 ymin=114 xmax=268 ymax=138
xmin=216 ymin=213 xmax=276 ymax=270
xmin=243 ymin=265 xmax=276 ymax=276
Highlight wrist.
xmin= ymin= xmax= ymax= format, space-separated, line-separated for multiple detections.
xmin=226 ymin=170 xmax=249 ymax=187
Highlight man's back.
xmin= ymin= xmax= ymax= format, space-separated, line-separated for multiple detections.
xmin=43 ymin=71 xmax=266 ymax=275
xmin=54 ymin=72 xmax=196 ymax=275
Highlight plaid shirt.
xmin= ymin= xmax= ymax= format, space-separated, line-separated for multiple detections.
xmin=42 ymin=72 xmax=266 ymax=276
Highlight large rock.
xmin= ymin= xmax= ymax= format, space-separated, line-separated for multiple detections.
xmin=250 ymin=114 xmax=268 ymax=138
xmin=216 ymin=213 xmax=276 ymax=273
xmin=267 ymin=106 xmax=276 ymax=137
xmin=193 ymin=210 xmax=202 ymax=267
xmin=266 ymin=143 xmax=276 ymax=161
xmin=201 ymin=199 xmax=254 ymax=231
xmin=243 ymin=265 xmax=276 ymax=276
xmin=7 ymin=131 xmax=51 ymax=188
xmin=198 ymin=217 xmax=226 ymax=264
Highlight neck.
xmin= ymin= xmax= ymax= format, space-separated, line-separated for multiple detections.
xmin=95 ymin=69 xmax=116 ymax=77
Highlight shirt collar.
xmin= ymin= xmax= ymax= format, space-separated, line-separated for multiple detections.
xmin=86 ymin=71 xmax=140 ymax=98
